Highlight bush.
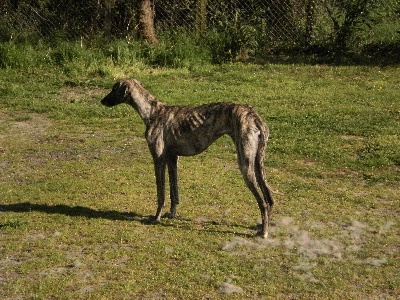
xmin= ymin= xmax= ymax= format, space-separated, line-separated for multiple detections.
xmin=140 ymin=30 xmax=210 ymax=67
xmin=0 ymin=43 xmax=40 ymax=68
xmin=106 ymin=41 xmax=140 ymax=66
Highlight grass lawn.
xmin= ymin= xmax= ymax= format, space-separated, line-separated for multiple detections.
xmin=0 ymin=63 xmax=399 ymax=299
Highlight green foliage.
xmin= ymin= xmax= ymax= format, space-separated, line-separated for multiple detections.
xmin=106 ymin=40 xmax=140 ymax=66
xmin=0 ymin=33 xmax=212 ymax=70
xmin=2 ymin=0 xmax=399 ymax=60
xmin=140 ymin=30 xmax=211 ymax=68
xmin=0 ymin=42 xmax=41 ymax=68
xmin=204 ymin=24 xmax=261 ymax=63
xmin=322 ymin=0 xmax=386 ymax=53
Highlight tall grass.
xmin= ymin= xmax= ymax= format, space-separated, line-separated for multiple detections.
xmin=0 ymin=42 xmax=44 ymax=68
xmin=0 ymin=21 xmax=399 ymax=72
xmin=0 ymin=32 xmax=212 ymax=72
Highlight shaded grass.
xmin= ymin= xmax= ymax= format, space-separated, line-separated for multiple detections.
xmin=0 ymin=63 xmax=399 ymax=299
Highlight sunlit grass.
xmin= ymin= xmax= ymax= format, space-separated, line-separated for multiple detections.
xmin=0 ymin=63 xmax=399 ymax=299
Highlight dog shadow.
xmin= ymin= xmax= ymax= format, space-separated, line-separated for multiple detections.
xmin=0 ymin=202 xmax=255 ymax=237
xmin=0 ymin=202 xmax=145 ymax=222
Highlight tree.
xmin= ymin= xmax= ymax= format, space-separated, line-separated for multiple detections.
xmin=138 ymin=0 xmax=158 ymax=44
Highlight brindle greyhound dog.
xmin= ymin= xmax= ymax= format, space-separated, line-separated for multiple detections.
xmin=101 ymin=79 xmax=274 ymax=238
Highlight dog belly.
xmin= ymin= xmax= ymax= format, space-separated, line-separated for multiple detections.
xmin=172 ymin=139 xmax=212 ymax=156
xmin=170 ymin=133 xmax=220 ymax=156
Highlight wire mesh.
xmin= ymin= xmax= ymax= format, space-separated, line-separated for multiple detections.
xmin=1 ymin=0 xmax=311 ymax=42
xmin=1 ymin=0 xmax=399 ymax=54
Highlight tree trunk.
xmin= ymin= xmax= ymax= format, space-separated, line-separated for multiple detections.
xmin=138 ymin=0 xmax=158 ymax=44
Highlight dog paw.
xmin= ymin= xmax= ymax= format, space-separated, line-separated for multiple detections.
xmin=163 ymin=212 xmax=176 ymax=219
xmin=142 ymin=215 xmax=160 ymax=225
xmin=256 ymin=230 xmax=268 ymax=239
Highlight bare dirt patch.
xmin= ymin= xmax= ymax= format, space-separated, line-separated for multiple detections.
xmin=0 ymin=111 xmax=53 ymax=144
xmin=222 ymin=216 xmax=394 ymax=284
xmin=58 ymin=86 xmax=106 ymax=104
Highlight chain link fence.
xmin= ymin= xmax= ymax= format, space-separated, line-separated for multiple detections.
xmin=1 ymin=0 xmax=399 ymax=58
xmin=1 ymin=0 xmax=302 ymax=40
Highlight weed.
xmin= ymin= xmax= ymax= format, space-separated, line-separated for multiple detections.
xmin=0 ymin=219 xmax=27 ymax=229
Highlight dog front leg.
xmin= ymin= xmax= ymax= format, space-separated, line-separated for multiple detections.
xmin=167 ymin=156 xmax=179 ymax=218
xmin=154 ymin=160 xmax=166 ymax=222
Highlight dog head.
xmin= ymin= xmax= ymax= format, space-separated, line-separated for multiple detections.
xmin=101 ymin=79 xmax=145 ymax=107
xmin=101 ymin=80 xmax=129 ymax=107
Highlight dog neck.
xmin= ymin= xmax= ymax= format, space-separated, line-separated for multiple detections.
xmin=126 ymin=87 xmax=162 ymax=126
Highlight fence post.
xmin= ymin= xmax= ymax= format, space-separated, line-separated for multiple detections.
xmin=195 ymin=0 xmax=208 ymax=37
xmin=305 ymin=0 xmax=315 ymax=47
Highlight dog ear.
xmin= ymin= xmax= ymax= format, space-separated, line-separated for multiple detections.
xmin=112 ymin=81 xmax=121 ymax=91
xmin=125 ymin=85 xmax=130 ymax=97
xmin=115 ymin=80 xmax=129 ymax=97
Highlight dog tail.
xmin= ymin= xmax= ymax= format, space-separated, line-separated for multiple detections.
xmin=255 ymin=121 xmax=274 ymax=208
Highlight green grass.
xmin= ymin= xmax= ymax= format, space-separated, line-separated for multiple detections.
xmin=0 ymin=62 xmax=399 ymax=299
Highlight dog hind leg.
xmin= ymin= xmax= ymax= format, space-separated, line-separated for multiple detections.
xmin=236 ymin=134 xmax=269 ymax=238
xmin=241 ymin=161 xmax=269 ymax=238
xmin=255 ymin=162 xmax=274 ymax=214
xmin=254 ymin=137 xmax=274 ymax=220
